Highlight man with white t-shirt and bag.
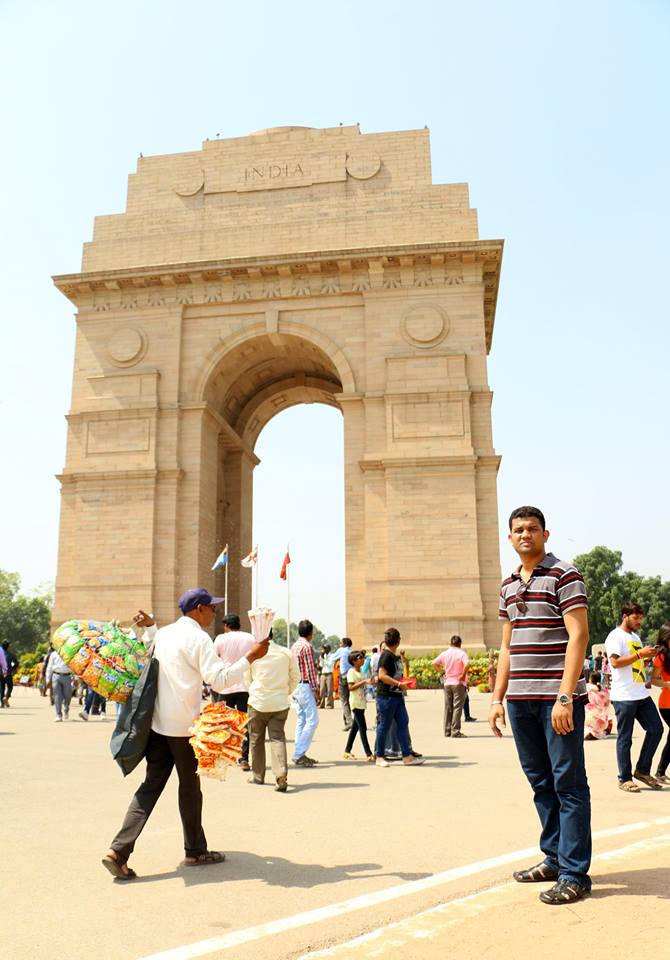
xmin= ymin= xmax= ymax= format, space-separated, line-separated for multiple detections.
xmin=605 ymin=601 xmax=664 ymax=792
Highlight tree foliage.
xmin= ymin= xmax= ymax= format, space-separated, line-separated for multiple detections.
xmin=271 ymin=618 xmax=329 ymax=652
xmin=0 ymin=570 xmax=53 ymax=658
xmin=572 ymin=546 xmax=670 ymax=647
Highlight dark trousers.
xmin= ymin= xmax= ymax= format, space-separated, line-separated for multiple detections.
xmin=613 ymin=697 xmax=664 ymax=782
xmin=211 ymin=690 xmax=249 ymax=762
xmin=1 ymin=673 xmax=13 ymax=701
xmin=110 ymin=731 xmax=207 ymax=863
xmin=657 ymin=708 xmax=670 ymax=776
xmin=345 ymin=708 xmax=372 ymax=756
xmin=339 ymin=677 xmax=352 ymax=728
xmin=463 ymin=690 xmax=472 ymax=720
xmin=507 ymin=699 xmax=591 ymax=887
xmin=375 ymin=696 xmax=410 ymax=758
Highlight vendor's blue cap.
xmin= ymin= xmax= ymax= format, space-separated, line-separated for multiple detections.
xmin=178 ymin=587 xmax=225 ymax=614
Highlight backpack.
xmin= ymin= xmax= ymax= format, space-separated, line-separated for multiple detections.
xmin=109 ymin=655 xmax=159 ymax=776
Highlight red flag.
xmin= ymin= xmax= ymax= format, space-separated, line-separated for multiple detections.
xmin=280 ymin=550 xmax=291 ymax=580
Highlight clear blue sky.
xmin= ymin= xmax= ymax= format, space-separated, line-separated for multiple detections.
xmin=1 ymin=0 xmax=668 ymax=636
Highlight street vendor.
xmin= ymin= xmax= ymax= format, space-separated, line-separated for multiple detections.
xmin=102 ymin=587 xmax=269 ymax=880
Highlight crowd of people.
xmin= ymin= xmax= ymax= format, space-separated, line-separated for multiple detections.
xmin=6 ymin=504 xmax=670 ymax=907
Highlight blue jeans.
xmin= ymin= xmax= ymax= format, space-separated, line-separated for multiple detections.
xmin=507 ymin=699 xmax=591 ymax=887
xmin=375 ymin=696 xmax=410 ymax=758
xmin=292 ymin=683 xmax=319 ymax=759
xmin=612 ymin=697 xmax=663 ymax=782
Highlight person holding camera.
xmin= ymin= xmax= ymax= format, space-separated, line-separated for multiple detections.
xmin=605 ymin=602 xmax=664 ymax=792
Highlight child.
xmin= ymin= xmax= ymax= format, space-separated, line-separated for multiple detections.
xmin=343 ymin=651 xmax=374 ymax=761
xmin=584 ymin=671 xmax=611 ymax=740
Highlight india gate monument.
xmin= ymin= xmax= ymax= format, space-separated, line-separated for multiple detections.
xmin=52 ymin=125 xmax=503 ymax=650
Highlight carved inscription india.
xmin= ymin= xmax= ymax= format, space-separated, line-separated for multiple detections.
xmin=244 ymin=161 xmax=305 ymax=183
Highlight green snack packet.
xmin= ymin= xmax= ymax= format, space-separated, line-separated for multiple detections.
xmin=62 ymin=635 xmax=86 ymax=661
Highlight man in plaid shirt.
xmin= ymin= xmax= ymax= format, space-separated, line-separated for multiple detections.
xmin=291 ymin=619 xmax=320 ymax=766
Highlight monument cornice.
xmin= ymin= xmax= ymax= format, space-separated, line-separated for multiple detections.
xmin=53 ymin=238 xmax=503 ymax=351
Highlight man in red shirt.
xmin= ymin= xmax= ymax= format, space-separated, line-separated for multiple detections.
xmin=291 ymin=619 xmax=319 ymax=766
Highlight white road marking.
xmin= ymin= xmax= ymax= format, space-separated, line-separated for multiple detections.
xmin=297 ymin=832 xmax=670 ymax=959
xmin=135 ymin=816 xmax=670 ymax=960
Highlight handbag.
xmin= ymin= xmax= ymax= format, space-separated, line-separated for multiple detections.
xmin=109 ymin=652 xmax=159 ymax=776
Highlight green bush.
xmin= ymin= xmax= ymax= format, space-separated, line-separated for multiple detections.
xmin=408 ymin=651 xmax=499 ymax=689
xmin=408 ymin=657 xmax=442 ymax=689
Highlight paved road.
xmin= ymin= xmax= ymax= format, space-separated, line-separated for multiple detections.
xmin=2 ymin=685 xmax=668 ymax=960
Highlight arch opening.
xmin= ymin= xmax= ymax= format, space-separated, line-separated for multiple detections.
xmin=204 ymin=332 xmax=347 ymax=633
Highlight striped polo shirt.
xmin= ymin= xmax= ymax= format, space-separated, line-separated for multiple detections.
xmin=499 ymin=552 xmax=588 ymax=701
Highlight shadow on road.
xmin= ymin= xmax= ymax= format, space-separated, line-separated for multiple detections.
xmin=590 ymin=867 xmax=670 ymax=899
xmin=125 ymin=852 xmax=431 ymax=888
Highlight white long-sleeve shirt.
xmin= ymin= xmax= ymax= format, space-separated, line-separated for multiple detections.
xmin=46 ymin=651 xmax=72 ymax=682
xmin=151 ymin=616 xmax=248 ymax=737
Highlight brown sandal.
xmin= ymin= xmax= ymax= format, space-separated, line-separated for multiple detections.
xmin=513 ymin=861 xmax=559 ymax=883
xmin=183 ymin=850 xmax=226 ymax=866
xmin=102 ymin=854 xmax=137 ymax=880
xmin=618 ymin=780 xmax=641 ymax=793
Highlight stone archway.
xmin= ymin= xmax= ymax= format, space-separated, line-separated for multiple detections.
xmin=195 ymin=328 xmax=348 ymax=622
xmin=52 ymin=124 xmax=504 ymax=650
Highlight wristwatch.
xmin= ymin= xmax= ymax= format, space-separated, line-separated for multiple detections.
xmin=556 ymin=694 xmax=571 ymax=706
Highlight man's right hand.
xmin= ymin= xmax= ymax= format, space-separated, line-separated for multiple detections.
xmin=133 ymin=610 xmax=155 ymax=628
xmin=489 ymin=703 xmax=506 ymax=738
xmin=639 ymin=646 xmax=658 ymax=660
xmin=246 ymin=638 xmax=270 ymax=663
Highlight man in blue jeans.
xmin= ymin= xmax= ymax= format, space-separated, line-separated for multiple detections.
xmin=605 ymin=602 xmax=663 ymax=792
xmin=490 ymin=506 xmax=592 ymax=905
xmin=374 ymin=628 xmax=424 ymax=767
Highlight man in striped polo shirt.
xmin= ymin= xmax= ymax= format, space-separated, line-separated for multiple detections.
xmin=489 ymin=506 xmax=592 ymax=905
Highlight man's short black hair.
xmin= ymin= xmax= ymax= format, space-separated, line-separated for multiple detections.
xmin=508 ymin=506 xmax=546 ymax=531
xmin=450 ymin=635 xmax=462 ymax=646
xmin=298 ymin=619 xmax=313 ymax=638
xmin=384 ymin=627 xmax=401 ymax=646
xmin=341 ymin=637 xmax=352 ymax=647
xmin=621 ymin=602 xmax=644 ymax=619
xmin=222 ymin=613 xmax=241 ymax=631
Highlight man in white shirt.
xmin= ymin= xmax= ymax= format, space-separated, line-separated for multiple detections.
xmin=213 ymin=613 xmax=256 ymax=771
xmin=605 ymin=602 xmax=663 ymax=792
xmin=102 ymin=588 xmax=269 ymax=880
xmin=245 ymin=631 xmax=300 ymax=792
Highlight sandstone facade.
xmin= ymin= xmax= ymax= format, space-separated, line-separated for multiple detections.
xmin=53 ymin=125 xmax=503 ymax=650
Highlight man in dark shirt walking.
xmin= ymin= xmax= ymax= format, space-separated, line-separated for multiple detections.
xmin=489 ymin=506 xmax=591 ymax=905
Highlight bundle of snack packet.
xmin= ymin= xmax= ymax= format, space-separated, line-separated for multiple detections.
xmin=51 ymin=619 xmax=149 ymax=703
xmin=189 ymin=702 xmax=249 ymax=781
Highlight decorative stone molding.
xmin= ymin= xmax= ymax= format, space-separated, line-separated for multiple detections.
xmin=54 ymin=239 xmax=503 ymax=351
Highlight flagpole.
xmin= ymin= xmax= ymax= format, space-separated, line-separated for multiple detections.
xmin=286 ymin=543 xmax=291 ymax=647
xmin=255 ymin=545 xmax=259 ymax=609
xmin=224 ymin=544 xmax=229 ymax=616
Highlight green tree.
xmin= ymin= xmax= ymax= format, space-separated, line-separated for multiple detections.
xmin=0 ymin=570 xmax=53 ymax=658
xmin=572 ymin=547 xmax=670 ymax=647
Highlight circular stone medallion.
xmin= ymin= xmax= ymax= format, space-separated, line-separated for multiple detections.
xmin=345 ymin=152 xmax=382 ymax=180
xmin=107 ymin=327 xmax=147 ymax=366
xmin=401 ymin=304 xmax=448 ymax=348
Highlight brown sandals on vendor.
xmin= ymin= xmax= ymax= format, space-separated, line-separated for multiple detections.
xmin=183 ymin=850 xmax=226 ymax=866
xmin=101 ymin=854 xmax=137 ymax=880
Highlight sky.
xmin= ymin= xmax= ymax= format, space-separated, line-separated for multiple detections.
xmin=1 ymin=0 xmax=668 ymax=635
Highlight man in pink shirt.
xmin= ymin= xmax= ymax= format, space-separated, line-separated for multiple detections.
xmin=213 ymin=613 xmax=256 ymax=770
xmin=433 ymin=635 xmax=470 ymax=738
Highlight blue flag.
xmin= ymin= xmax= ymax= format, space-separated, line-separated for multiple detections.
xmin=211 ymin=545 xmax=228 ymax=571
